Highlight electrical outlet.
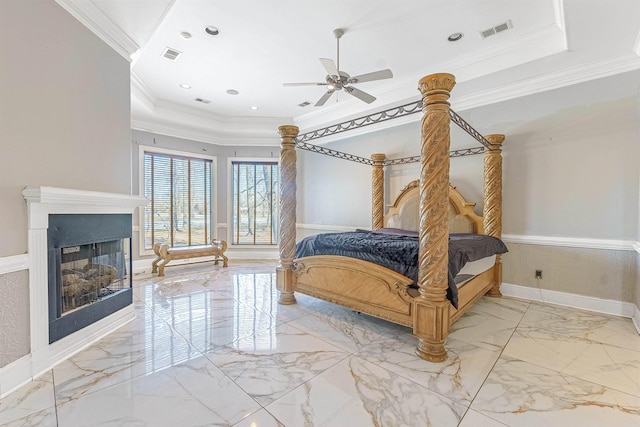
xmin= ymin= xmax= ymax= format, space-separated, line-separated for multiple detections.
xmin=535 ymin=270 xmax=543 ymax=279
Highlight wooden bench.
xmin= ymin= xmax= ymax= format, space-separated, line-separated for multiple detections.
xmin=152 ymin=240 xmax=228 ymax=276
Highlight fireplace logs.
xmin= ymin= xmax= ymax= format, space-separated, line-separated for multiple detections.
xmin=61 ymin=263 xmax=117 ymax=310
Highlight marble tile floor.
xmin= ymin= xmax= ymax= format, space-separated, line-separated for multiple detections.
xmin=1 ymin=260 xmax=639 ymax=426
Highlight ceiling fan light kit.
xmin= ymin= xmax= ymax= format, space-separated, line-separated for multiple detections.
xmin=284 ymin=28 xmax=393 ymax=106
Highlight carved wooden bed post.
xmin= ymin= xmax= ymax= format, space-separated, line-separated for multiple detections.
xmin=371 ymin=153 xmax=386 ymax=230
xmin=276 ymin=125 xmax=300 ymax=305
xmin=483 ymin=134 xmax=505 ymax=297
xmin=414 ymin=73 xmax=456 ymax=362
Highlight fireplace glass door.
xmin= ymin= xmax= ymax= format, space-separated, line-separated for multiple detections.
xmin=60 ymin=239 xmax=129 ymax=315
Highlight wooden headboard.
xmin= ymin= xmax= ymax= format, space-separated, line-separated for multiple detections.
xmin=384 ymin=180 xmax=484 ymax=234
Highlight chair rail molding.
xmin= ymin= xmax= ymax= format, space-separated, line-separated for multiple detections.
xmin=502 ymin=234 xmax=637 ymax=251
xmin=0 ymin=254 xmax=29 ymax=275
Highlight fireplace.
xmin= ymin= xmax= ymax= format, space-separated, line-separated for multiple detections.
xmin=48 ymin=214 xmax=132 ymax=343
xmin=22 ymin=186 xmax=147 ymax=378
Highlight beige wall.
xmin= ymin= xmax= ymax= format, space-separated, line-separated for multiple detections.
xmin=0 ymin=0 xmax=132 ymax=258
xmin=0 ymin=270 xmax=30 ymax=367
xmin=636 ymin=253 xmax=640 ymax=310
xmin=0 ymin=0 xmax=132 ymax=368
xmin=503 ymin=244 xmax=636 ymax=303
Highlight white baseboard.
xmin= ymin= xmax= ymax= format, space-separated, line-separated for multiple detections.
xmin=0 ymin=355 xmax=33 ymax=398
xmin=633 ymin=305 xmax=640 ymax=335
xmin=501 ymin=282 xmax=637 ymax=321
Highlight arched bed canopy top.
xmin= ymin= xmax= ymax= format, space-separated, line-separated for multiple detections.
xmin=294 ymin=99 xmax=492 ymax=151
xmin=292 ymin=100 xmax=491 ymax=166
xmin=276 ymin=73 xmax=505 ymax=362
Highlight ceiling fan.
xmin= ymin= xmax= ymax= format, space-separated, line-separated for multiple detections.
xmin=283 ymin=28 xmax=393 ymax=106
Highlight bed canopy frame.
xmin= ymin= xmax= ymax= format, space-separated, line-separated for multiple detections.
xmin=276 ymin=73 xmax=505 ymax=362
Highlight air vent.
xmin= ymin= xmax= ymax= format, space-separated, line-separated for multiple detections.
xmin=480 ymin=20 xmax=513 ymax=39
xmin=162 ymin=47 xmax=182 ymax=61
xmin=195 ymin=98 xmax=211 ymax=104
xmin=298 ymin=101 xmax=311 ymax=107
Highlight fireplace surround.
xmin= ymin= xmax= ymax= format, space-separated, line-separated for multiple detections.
xmin=22 ymin=186 xmax=147 ymax=378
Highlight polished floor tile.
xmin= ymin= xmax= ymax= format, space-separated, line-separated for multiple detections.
xmin=2 ymin=260 xmax=639 ymax=426
xmin=55 ymin=356 xmax=261 ymax=426
xmin=470 ymin=357 xmax=640 ymax=426
xmin=266 ymin=355 xmax=467 ymax=426
xmin=0 ymin=372 xmax=55 ymax=426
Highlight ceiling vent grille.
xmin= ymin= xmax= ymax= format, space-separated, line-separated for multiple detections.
xmin=162 ymin=47 xmax=182 ymax=61
xmin=195 ymin=98 xmax=211 ymax=104
xmin=480 ymin=20 xmax=513 ymax=39
xmin=298 ymin=101 xmax=311 ymax=107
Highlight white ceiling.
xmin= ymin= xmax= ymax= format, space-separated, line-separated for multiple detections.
xmin=57 ymin=0 xmax=640 ymax=145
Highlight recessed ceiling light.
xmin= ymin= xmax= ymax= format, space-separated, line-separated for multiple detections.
xmin=226 ymin=89 xmax=239 ymax=95
xmin=447 ymin=32 xmax=464 ymax=42
xmin=205 ymin=26 xmax=220 ymax=36
xmin=180 ymin=83 xmax=191 ymax=89
xmin=180 ymin=31 xmax=192 ymax=39
xmin=250 ymin=106 xmax=259 ymax=111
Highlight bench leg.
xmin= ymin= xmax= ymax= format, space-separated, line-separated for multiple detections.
xmin=152 ymin=243 xmax=162 ymax=274
xmin=157 ymin=257 xmax=169 ymax=277
xmin=220 ymin=253 xmax=228 ymax=267
xmin=157 ymin=244 xmax=171 ymax=277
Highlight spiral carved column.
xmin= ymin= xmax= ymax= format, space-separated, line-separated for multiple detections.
xmin=413 ymin=73 xmax=455 ymax=362
xmin=483 ymin=134 xmax=505 ymax=298
xmin=276 ymin=125 xmax=299 ymax=305
xmin=371 ymin=153 xmax=386 ymax=230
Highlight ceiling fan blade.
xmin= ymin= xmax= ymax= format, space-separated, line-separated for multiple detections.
xmin=344 ymin=86 xmax=376 ymax=104
xmin=315 ymin=90 xmax=335 ymax=106
xmin=348 ymin=69 xmax=393 ymax=84
xmin=319 ymin=58 xmax=339 ymax=78
xmin=283 ymin=82 xmax=328 ymax=87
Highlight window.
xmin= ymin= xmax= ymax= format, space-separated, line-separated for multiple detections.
xmin=143 ymin=151 xmax=213 ymax=250
xmin=231 ymin=161 xmax=278 ymax=245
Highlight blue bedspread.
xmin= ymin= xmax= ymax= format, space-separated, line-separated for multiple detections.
xmin=295 ymin=229 xmax=508 ymax=308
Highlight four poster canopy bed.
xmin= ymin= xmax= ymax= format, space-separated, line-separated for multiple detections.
xmin=276 ymin=73 xmax=506 ymax=362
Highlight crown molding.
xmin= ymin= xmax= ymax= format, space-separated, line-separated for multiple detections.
xmin=131 ymin=73 xmax=158 ymax=112
xmin=131 ymin=118 xmax=280 ymax=147
xmin=55 ymin=0 xmax=139 ymax=61
xmin=131 ymin=52 xmax=640 ymax=146
xmin=453 ymin=53 xmax=640 ymax=111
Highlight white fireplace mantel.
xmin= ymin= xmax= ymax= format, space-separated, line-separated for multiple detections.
xmin=22 ymin=186 xmax=148 ymax=381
